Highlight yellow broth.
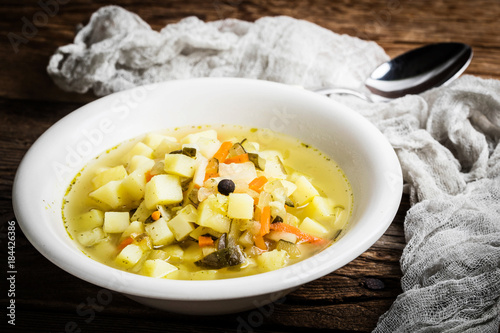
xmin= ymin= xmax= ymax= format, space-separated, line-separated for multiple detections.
xmin=62 ymin=125 xmax=353 ymax=280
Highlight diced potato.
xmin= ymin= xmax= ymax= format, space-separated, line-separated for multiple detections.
xmin=121 ymin=221 xmax=145 ymax=239
xmin=300 ymin=217 xmax=329 ymax=238
xmin=256 ymin=249 xmax=289 ymax=271
xmin=128 ymin=155 xmax=155 ymax=174
xmin=123 ymin=142 xmax=154 ymax=163
xmin=290 ymin=175 xmax=319 ymax=206
xmin=197 ymin=196 xmax=231 ymax=233
xmin=103 ymin=211 xmax=130 ymax=233
xmin=302 ymin=196 xmax=335 ymax=222
xmin=91 ymin=165 xmax=128 ymax=189
xmin=153 ymin=137 xmax=181 ymax=158
xmin=77 ymin=209 xmax=104 ymax=230
xmin=227 ymin=193 xmax=254 ymax=220
xmin=115 ymin=244 xmax=144 ymax=268
xmin=121 ymin=170 xmax=146 ymax=201
xmin=183 ymin=242 xmax=203 ymax=262
xmin=141 ymin=259 xmax=178 ymax=278
xmin=131 ymin=200 xmax=155 ymax=223
xmin=144 ymin=174 xmax=183 ymax=209
xmin=76 ymin=227 xmax=106 ymax=247
xmin=89 ymin=180 xmax=131 ymax=209
xmin=264 ymin=158 xmax=287 ymax=179
xmin=168 ymin=209 xmax=196 ymax=241
xmin=190 ymin=226 xmax=222 ymax=240
xmin=195 ymin=137 xmax=221 ymax=158
xmin=238 ymin=230 xmax=254 ymax=247
xmin=145 ymin=218 xmax=176 ymax=246
xmin=164 ymin=154 xmax=196 ymax=178
xmin=143 ymin=133 xmax=177 ymax=150
xmin=180 ymin=129 xmax=218 ymax=144
xmin=161 ymin=244 xmax=184 ymax=263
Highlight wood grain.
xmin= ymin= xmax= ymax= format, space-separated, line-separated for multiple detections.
xmin=1 ymin=0 xmax=499 ymax=332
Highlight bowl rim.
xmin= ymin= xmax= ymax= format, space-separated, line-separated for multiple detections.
xmin=12 ymin=77 xmax=402 ymax=301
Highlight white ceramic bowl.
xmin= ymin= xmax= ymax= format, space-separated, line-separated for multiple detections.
xmin=13 ymin=78 xmax=402 ymax=315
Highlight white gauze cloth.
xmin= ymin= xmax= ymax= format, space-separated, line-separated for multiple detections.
xmin=47 ymin=6 xmax=500 ymax=333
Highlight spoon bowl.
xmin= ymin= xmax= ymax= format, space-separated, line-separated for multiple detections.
xmin=317 ymin=42 xmax=473 ymax=101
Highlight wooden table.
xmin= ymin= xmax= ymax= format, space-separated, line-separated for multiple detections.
xmin=1 ymin=1 xmax=499 ymax=332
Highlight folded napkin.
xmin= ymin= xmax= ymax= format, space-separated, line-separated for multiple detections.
xmin=47 ymin=6 xmax=500 ymax=332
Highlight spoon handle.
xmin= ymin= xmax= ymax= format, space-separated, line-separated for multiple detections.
xmin=314 ymin=87 xmax=373 ymax=102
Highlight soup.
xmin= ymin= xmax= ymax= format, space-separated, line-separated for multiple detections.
xmin=63 ymin=125 xmax=352 ymax=280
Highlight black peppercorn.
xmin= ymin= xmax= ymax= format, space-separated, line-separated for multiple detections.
xmin=218 ymin=179 xmax=235 ymax=195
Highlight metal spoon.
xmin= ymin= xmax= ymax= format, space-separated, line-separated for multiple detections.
xmin=316 ymin=42 xmax=473 ymax=102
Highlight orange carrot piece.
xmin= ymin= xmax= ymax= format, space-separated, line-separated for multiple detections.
xmin=253 ymin=235 xmax=267 ymax=251
xmin=223 ymin=153 xmax=249 ymax=164
xmin=117 ymin=236 xmax=134 ymax=251
xmin=248 ymin=176 xmax=268 ymax=192
xmin=145 ymin=170 xmax=154 ymax=182
xmin=213 ymin=141 xmax=233 ymax=162
xmin=151 ymin=210 xmax=161 ymax=221
xmin=198 ymin=235 xmax=214 ymax=247
xmin=204 ymin=157 xmax=219 ymax=181
xmin=270 ymin=222 xmax=327 ymax=244
xmin=259 ymin=206 xmax=271 ymax=237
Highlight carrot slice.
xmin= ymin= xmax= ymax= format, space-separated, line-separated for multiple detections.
xmin=253 ymin=235 xmax=267 ymax=251
xmin=259 ymin=206 xmax=271 ymax=237
xmin=198 ymin=235 xmax=214 ymax=247
xmin=117 ymin=236 xmax=134 ymax=251
xmin=213 ymin=141 xmax=233 ymax=162
xmin=270 ymin=222 xmax=327 ymax=244
xmin=223 ymin=153 xmax=249 ymax=164
xmin=248 ymin=176 xmax=268 ymax=192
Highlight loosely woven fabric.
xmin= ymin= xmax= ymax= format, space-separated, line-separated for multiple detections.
xmin=47 ymin=6 xmax=500 ymax=332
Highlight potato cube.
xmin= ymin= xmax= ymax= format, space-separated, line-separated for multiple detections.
xmin=161 ymin=244 xmax=184 ymax=263
xmin=103 ymin=211 xmax=130 ymax=233
xmin=300 ymin=217 xmax=329 ymax=238
xmin=256 ymin=249 xmax=289 ymax=271
xmin=76 ymin=227 xmax=106 ymax=247
xmin=123 ymin=142 xmax=154 ymax=163
xmin=89 ymin=180 xmax=131 ymax=209
xmin=92 ymin=165 xmax=128 ymax=189
xmin=121 ymin=221 xmax=145 ymax=239
xmin=195 ymin=137 xmax=221 ymax=158
xmin=145 ymin=217 xmax=176 ymax=246
xmin=302 ymin=196 xmax=334 ymax=222
xmin=141 ymin=259 xmax=178 ymax=278
xmin=115 ymin=244 xmax=144 ymax=268
xmin=77 ymin=209 xmax=104 ymax=230
xmin=290 ymin=175 xmax=319 ymax=206
xmin=164 ymin=154 xmax=196 ymax=178
xmin=128 ymin=155 xmax=155 ymax=174
xmin=227 ymin=193 xmax=254 ymax=220
xmin=143 ymin=133 xmax=177 ymax=150
xmin=144 ymin=174 xmax=183 ymax=209
xmin=180 ymin=130 xmax=218 ymax=144
xmin=197 ymin=197 xmax=231 ymax=233
xmin=183 ymin=242 xmax=203 ymax=262
xmin=167 ymin=205 xmax=198 ymax=241
xmin=153 ymin=137 xmax=181 ymax=158
xmin=121 ymin=170 xmax=147 ymax=201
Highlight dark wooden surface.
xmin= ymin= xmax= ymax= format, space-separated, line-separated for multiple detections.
xmin=1 ymin=1 xmax=499 ymax=332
